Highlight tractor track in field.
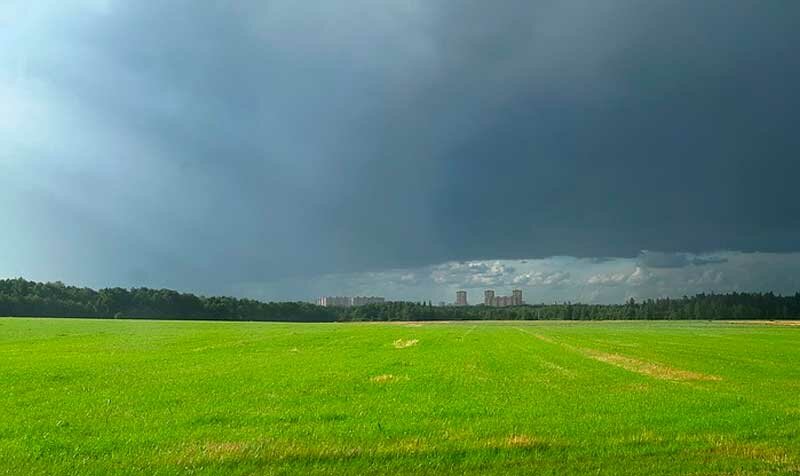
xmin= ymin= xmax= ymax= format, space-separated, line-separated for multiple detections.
xmin=514 ymin=327 xmax=721 ymax=382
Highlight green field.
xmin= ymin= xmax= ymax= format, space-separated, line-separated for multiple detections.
xmin=1 ymin=318 xmax=799 ymax=475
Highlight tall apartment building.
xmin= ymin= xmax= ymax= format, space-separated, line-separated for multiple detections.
xmin=513 ymin=289 xmax=523 ymax=305
xmin=455 ymin=290 xmax=468 ymax=306
xmin=317 ymin=296 xmax=385 ymax=307
xmin=484 ymin=289 xmax=523 ymax=307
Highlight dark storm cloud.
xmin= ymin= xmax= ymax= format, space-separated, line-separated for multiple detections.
xmin=2 ymin=1 xmax=800 ymax=293
xmin=637 ymin=251 xmax=727 ymax=269
xmin=429 ymin=1 xmax=800 ymax=260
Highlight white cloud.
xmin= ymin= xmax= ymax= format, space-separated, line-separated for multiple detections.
xmin=512 ymin=271 xmax=571 ymax=287
xmin=626 ymin=267 xmax=652 ymax=286
xmin=587 ymin=272 xmax=630 ymax=286
xmin=430 ymin=260 xmax=515 ymax=286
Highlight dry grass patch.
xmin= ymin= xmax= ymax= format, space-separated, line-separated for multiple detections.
xmin=203 ymin=441 xmax=248 ymax=459
xmin=515 ymin=327 xmax=720 ymax=382
xmin=176 ymin=441 xmax=251 ymax=464
xmin=711 ymin=440 xmax=796 ymax=467
xmin=505 ymin=434 xmax=544 ymax=448
xmin=609 ymin=430 xmax=664 ymax=445
xmin=370 ymin=374 xmax=407 ymax=384
xmin=483 ymin=434 xmax=550 ymax=450
xmin=393 ymin=338 xmax=419 ymax=349
xmin=727 ymin=320 xmax=800 ymax=327
xmin=174 ymin=440 xmax=368 ymax=465
xmin=631 ymin=430 xmax=663 ymax=444
xmin=586 ymin=350 xmax=721 ymax=381
xmin=383 ymin=438 xmax=428 ymax=454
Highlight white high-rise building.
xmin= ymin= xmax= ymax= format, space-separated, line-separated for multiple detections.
xmin=456 ymin=290 xmax=468 ymax=306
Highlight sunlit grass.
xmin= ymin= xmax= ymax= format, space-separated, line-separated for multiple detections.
xmin=1 ymin=318 xmax=798 ymax=475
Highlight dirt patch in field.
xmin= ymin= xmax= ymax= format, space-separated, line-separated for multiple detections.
xmin=585 ymin=350 xmax=721 ymax=381
xmin=393 ymin=338 xmax=419 ymax=349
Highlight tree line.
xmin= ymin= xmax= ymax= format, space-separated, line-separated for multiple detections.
xmin=0 ymin=278 xmax=336 ymax=322
xmin=338 ymin=294 xmax=800 ymax=321
xmin=1 ymin=277 xmax=799 ymax=322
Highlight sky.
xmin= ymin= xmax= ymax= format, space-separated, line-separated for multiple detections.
xmin=2 ymin=1 xmax=800 ymax=303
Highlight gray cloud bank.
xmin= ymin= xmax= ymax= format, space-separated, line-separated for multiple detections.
xmin=2 ymin=1 xmax=800 ymax=295
xmin=235 ymin=252 xmax=800 ymax=304
xmin=636 ymin=251 xmax=728 ymax=269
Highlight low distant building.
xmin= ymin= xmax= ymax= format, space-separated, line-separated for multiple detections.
xmin=455 ymin=290 xmax=468 ymax=306
xmin=317 ymin=296 xmax=385 ymax=307
xmin=317 ymin=296 xmax=351 ymax=307
xmin=484 ymin=289 xmax=523 ymax=307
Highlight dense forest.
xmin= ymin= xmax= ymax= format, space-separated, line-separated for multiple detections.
xmin=1 ymin=278 xmax=799 ymax=322
xmin=0 ymin=278 xmax=335 ymax=322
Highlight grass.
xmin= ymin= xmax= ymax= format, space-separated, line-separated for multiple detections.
xmin=0 ymin=318 xmax=799 ymax=475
